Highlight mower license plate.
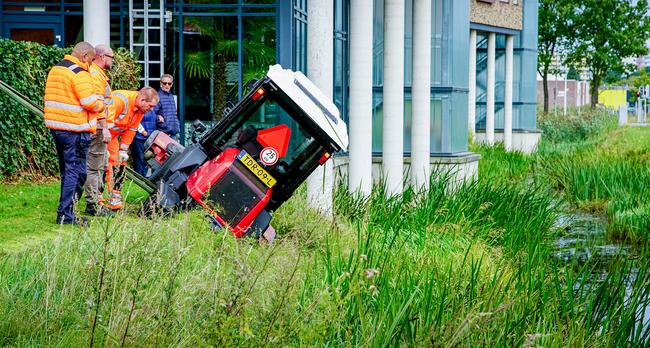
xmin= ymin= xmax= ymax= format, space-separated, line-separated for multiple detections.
xmin=236 ymin=150 xmax=276 ymax=188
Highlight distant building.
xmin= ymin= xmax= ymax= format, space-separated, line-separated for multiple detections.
xmin=536 ymin=77 xmax=591 ymax=109
xmin=636 ymin=55 xmax=650 ymax=69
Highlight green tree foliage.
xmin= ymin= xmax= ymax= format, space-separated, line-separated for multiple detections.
xmin=566 ymin=66 xmax=580 ymax=81
xmin=620 ymin=69 xmax=650 ymax=103
xmin=538 ymin=0 xmax=575 ymax=114
xmin=0 ymin=40 xmax=141 ymax=179
xmin=107 ymin=48 xmax=143 ymax=90
xmin=568 ymin=0 xmax=650 ymax=108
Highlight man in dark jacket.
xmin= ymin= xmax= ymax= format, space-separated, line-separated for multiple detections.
xmin=154 ymin=74 xmax=180 ymax=139
xmin=130 ymin=109 xmax=157 ymax=176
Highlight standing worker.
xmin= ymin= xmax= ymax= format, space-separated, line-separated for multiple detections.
xmin=44 ymin=41 xmax=106 ymax=225
xmin=104 ymin=87 xmax=159 ymax=210
xmin=154 ymin=74 xmax=180 ymax=139
xmin=84 ymin=44 xmax=114 ymax=216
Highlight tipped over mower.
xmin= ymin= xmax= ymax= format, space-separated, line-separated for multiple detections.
xmin=128 ymin=65 xmax=348 ymax=241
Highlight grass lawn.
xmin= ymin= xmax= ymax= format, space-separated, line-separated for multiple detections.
xmin=0 ymin=180 xmax=149 ymax=254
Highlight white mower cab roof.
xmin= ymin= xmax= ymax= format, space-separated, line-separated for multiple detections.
xmin=266 ymin=64 xmax=349 ymax=152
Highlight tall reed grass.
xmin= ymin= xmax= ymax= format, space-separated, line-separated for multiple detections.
xmin=534 ymin=108 xmax=650 ymax=243
xmin=1 ymin=106 xmax=648 ymax=346
xmin=2 ymin=170 xmax=649 ymax=346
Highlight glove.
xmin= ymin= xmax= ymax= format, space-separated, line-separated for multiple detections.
xmin=102 ymin=128 xmax=111 ymax=144
xmin=118 ymin=150 xmax=129 ymax=163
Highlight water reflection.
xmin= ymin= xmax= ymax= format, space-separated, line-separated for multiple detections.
xmin=552 ymin=213 xmax=650 ymax=343
xmin=553 ymin=213 xmax=629 ymax=264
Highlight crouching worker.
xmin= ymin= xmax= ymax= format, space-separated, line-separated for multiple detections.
xmin=105 ymin=87 xmax=159 ymax=210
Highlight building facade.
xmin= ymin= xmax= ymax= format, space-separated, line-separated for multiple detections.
xmin=0 ymin=0 xmax=539 ymax=195
xmin=469 ymin=0 xmax=539 ymax=153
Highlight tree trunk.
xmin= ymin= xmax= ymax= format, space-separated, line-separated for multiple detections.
xmin=543 ymin=71 xmax=549 ymax=113
xmin=590 ymin=76 xmax=600 ymax=109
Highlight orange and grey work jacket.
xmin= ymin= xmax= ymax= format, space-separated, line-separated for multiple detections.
xmin=43 ymin=55 xmax=105 ymax=133
xmin=89 ymin=62 xmax=112 ymax=128
xmin=108 ymin=90 xmax=144 ymax=152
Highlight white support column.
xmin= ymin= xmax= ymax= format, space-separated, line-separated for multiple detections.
xmin=486 ymin=32 xmax=496 ymax=144
xmin=411 ymin=0 xmax=431 ymax=190
xmin=468 ymin=30 xmax=477 ymax=137
xmin=83 ymin=0 xmax=110 ymax=46
xmin=349 ymin=0 xmax=374 ymax=196
xmin=504 ymin=34 xmax=513 ymax=151
xmin=307 ymin=0 xmax=334 ymax=216
xmin=383 ymin=0 xmax=405 ymax=196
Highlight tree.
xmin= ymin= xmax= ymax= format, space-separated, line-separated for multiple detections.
xmin=568 ymin=0 xmax=650 ymax=108
xmin=567 ymin=66 xmax=581 ymax=81
xmin=538 ymin=0 xmax=575 ymax=114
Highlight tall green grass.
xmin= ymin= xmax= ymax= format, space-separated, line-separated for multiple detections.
xmin=1 ymin=106 xmax=649 ymax=346
xmin=533 ymin=107 xmax=650 ymax=243
xmin=2 ymin=169 xmax=650 ymax=346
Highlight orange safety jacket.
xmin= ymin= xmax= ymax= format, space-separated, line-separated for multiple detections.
xmin=89 ymin=63 xmax=112 ymax=128
xmin=108 ymin=90 xmax=144 ymax=152
xmin=44 ymin=55 xmax=105 ymax=133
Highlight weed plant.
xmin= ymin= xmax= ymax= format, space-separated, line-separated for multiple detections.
xmin=537 ymin=106 xmax=617 ymax=144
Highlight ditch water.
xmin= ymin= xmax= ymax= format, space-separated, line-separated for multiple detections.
xmin=553 ymin=213 xmax=650 ymax=340
xmin=553 ymin=213 xmax=630 ymax=265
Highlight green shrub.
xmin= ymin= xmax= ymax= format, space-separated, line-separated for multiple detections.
xmin=0 ymin=40 xmax=141 ymax=179
xmin=107 ymin=47 xmax=142 ymax=90
xmin=0 ymin=40 xmax=65 ymax=178
xmin=538 ymin=107 xmax=617 ymax=144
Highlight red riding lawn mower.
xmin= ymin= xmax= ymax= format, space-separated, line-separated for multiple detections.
xmin=128 ymin=65 xmax=349 ymax=242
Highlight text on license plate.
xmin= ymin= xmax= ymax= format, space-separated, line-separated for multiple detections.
xmin=237 ymin=150 xmax=276 ymax=188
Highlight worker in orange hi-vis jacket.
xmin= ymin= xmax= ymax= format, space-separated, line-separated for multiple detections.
xmin=104 ymin=87 xmax=159 ymax=210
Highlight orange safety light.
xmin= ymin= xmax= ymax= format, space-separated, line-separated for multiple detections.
xmin=252 ymin=87 xmax=266 ymax=101
xmin=318 ymin=151 xmax=331 ymax=165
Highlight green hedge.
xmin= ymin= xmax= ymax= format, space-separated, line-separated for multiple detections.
xmin=0 ymin=40 xmax=141 ymax=179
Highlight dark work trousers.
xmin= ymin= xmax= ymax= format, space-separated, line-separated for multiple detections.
xmin=51 ymin=129 xmax=91 ymax=223
xmin=130 ymin=138 xmax=147 ymax=177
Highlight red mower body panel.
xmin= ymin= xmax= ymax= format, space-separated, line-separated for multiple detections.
xmin=186 ymin=148 xmax=274 ymax=237
xmin=137 ymin=65 xmax=349 ymax=240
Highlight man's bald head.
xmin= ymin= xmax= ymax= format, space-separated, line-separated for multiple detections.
xmin=93 ymin=44 xmax=115 ymax=70
xmin=72 ymin=42 xmax=95 ymax=64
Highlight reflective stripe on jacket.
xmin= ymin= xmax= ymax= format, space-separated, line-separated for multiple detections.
xmin=89 ymin=63 xmax=112 ymax=127
xmin=43 ymin=55 xmax=105 ymax=133
xmin=108 ymin=90 xmax=144 ymax=150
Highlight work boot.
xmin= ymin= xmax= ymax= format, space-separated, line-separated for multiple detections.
xmin=57 ymin=216 xmax=89 ymax=228
xmin=85 ymin=204 xmax=115 ymax=217
xmin=105 ymin=191 xmax=123 ymax=210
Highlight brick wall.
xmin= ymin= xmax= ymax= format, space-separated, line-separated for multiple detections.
xmin=536 ymin=79 xmax=591 ymax=108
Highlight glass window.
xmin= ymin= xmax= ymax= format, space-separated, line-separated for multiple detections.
xmin=243 ymin=16 xmax=276 ymax=85
xmin=181 ymin=15 xmax=239 ymax=121
xmin=210 ymin=99 xmax=324 ymax=170
xmin=334 ymin=0 xmax=349 ymax=123
xmin=432 ymin=0 xmax=443 ymax=86
xmin=293 ymin=0 xmax=307 ymax=72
